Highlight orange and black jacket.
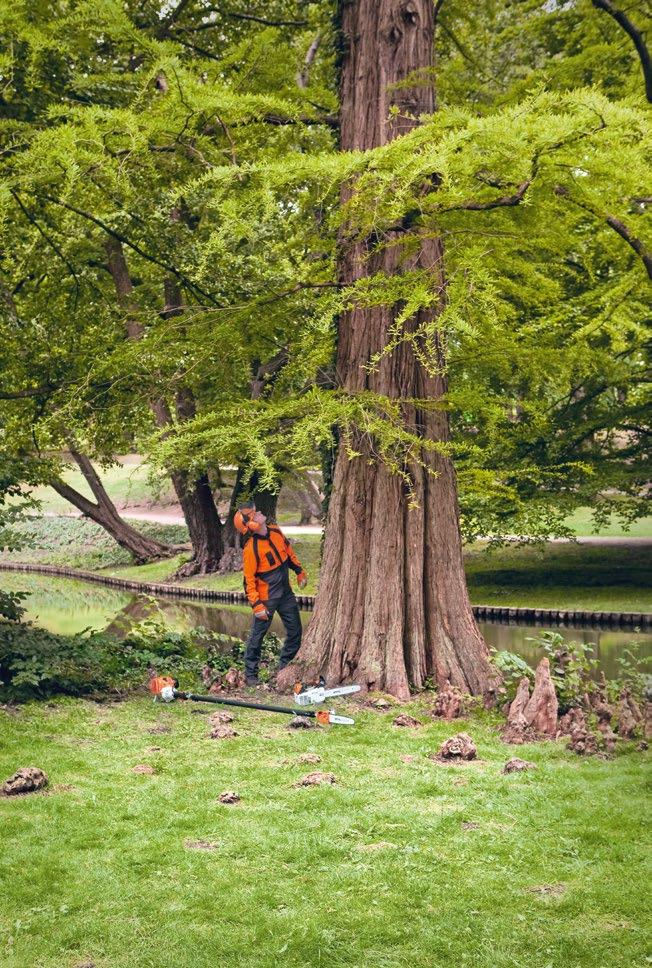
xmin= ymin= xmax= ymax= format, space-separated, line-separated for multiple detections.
xmin=242 ymin=524 xmax=303 ymax=609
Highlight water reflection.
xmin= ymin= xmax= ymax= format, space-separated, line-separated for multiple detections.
xmin=1 ymin=572 xmax=650 ymax=680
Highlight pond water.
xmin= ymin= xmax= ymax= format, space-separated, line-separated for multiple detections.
xmin=2 ymin=572 xmax=651 ymax=680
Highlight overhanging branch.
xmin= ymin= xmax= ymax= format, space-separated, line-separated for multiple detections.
xmin=555 ymin=185 xmax=652 ymax=280
xmin=591 ymin=0 xmax=652 ymax=102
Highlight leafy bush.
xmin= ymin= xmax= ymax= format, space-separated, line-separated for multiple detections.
xmin=201 ymin=628 xmax=282 ymax=683
xmin=0 ymin=612 xmax=284 ymax=701
xmin=608 ymin=642 xmax=652 ymax=704
xmin=0 ymin=590 xmax=28 ymax=622
xmin=491 ymin=650 xmax=534 ymax=701
xmin=0 ymin=617 xmax=200 ymax=700
xmin=530 ymin=631 xmax=599 ymax=713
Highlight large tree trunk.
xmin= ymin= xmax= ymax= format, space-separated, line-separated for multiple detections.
xmin=280 ymin=0 xmax=496 ymax=700
xmin=51 ymin=450 xmax=174 ymax=563
xmin=105 ymin=241 xmax=223 ymax=576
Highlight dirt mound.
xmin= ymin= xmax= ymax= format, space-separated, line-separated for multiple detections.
xmin=210 ymin=725 xmax=239 ymax=740
xmin=392 ymin=714 xmax=422 ymax=728
xmin=432 ymin=733 xmax=477 ymax=762
xmin=295 ymin=771 xmax=336 ymax=787
xmin=1 ymin=767 xmax=49 ymax=796
xmin=297 ymin=753 xmax=321 ymax=764
xmin=210 ymin=711 xmax=234 ymax=726
xmin=288 ymin=716 xmax=315 ymax=730
xmin=502 ymin=757 xmax=536 ymax=774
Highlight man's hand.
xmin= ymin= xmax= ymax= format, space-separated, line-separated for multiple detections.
xmin=253 ymin=604 xmax=269 ymax=621
xmin=297 ymin=571 xmax=308 ymax=589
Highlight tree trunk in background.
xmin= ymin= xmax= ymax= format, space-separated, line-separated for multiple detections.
xmin=160 ymin=279 xmax=224 ymax=576
xmin=51 ymin=449 xmax=174 ymax=563
xmin=105 ymin=241 xmax=223 ymax=575
xmin=221 ymin=466 xmax=280 ymax=558
xmin=280 ymin=0 xmax=496 ymax=700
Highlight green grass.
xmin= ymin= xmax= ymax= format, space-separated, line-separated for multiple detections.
xmin=563 ymin=507 xmax=652 ymax=539
xmin=23 ymin=456 xmax=180 ymax=515
xmin=465 ymin=542 xmax=652 ymax=613
xmin=0 ymin=697 xmax=648 ymax=968
xmin=3 ymin=516 xmax=188 ymax=571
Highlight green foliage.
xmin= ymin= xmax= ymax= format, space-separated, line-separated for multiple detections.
xmin=0 ymin=455 xmax=41 ymax=619
xmin=531 ymin=630 xmax=600 ymax=712
xmin=494 ymin=629 xmax=601 ymax=712
xmin=202 ymin=627 xmax=282 ymax=684
xmin=0 ymin=616 xmax=202 ymax=700
xmin=0 ymin=596 xmax=284 ymax=700
xmin=0 ymin=0 xmax=649 ymax=545
xmin=609 ymin=642 xmax=652 ymax=704
xmin=491 ymin=649 xmax=534 ymax=697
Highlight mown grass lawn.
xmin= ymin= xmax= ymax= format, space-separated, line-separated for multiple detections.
xmin=0 ymin=697 xmax=648 ymax=968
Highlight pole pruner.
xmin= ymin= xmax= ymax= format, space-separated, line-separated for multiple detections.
xmin=149 ymin=676 xmax=359 ymax=726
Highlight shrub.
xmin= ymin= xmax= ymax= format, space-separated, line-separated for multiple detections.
xmin=607 ymin=642 xmax=651 ymax=704
xmin=0 ymin=617 xmax=200 ymax=700
xmin=0 ymin=615 xmax=284 ymax=701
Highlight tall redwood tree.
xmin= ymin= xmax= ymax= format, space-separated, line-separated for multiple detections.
xmin=280 ymin=0 xmax=496 ymax=700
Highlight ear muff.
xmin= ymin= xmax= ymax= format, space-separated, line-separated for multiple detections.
xmin=233 ymin=509 xmax=251 ymax=535
xmin=234 ymin=507 xmax=262 ymax=536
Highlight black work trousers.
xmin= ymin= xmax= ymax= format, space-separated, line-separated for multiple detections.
xmin=244 ymin=590 xmax=302 ymax=679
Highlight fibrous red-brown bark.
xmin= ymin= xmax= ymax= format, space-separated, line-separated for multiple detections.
xmin=279 ymin=0 xmax=496 ymax=700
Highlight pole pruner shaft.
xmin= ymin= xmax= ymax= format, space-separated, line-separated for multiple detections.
xmin=149 ymin=677 xmax=355 ymax=725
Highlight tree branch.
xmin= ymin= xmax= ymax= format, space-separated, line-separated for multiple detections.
xmin=297 ymin=34 xmax=322 ymax=89
xmin=555 ymin=185 xmax=652 ymax=280
xmin=591 ymin=0 xmax=652 ymax=102
xmin=220 ymin=12 xmax=308 ymax=28
xmin=43 ymin=194 xmax=220 ymax=305
xmin=11 ymin=191 xmax=80 ymax=284
xmin=441 ymin=180 xmax=531 ymax=213
xmin=0 ymin=382 xmax=74 ymax=400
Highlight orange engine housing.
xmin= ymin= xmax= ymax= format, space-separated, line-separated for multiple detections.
xmin=149 ymin=675 xmax=176 ymax=696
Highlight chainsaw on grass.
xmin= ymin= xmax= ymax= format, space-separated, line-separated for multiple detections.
xmin=293 ymin=676 xmax=361 ymax=707
xmin=149 ymin=676 xmax=359 ymax=726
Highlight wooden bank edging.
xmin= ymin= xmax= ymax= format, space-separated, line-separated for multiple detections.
xmin=1 ymin=560 xmax=650 ymax=630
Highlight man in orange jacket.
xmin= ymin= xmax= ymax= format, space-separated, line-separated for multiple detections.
xmin=234 ymin=501 xmax=308 ymax=686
